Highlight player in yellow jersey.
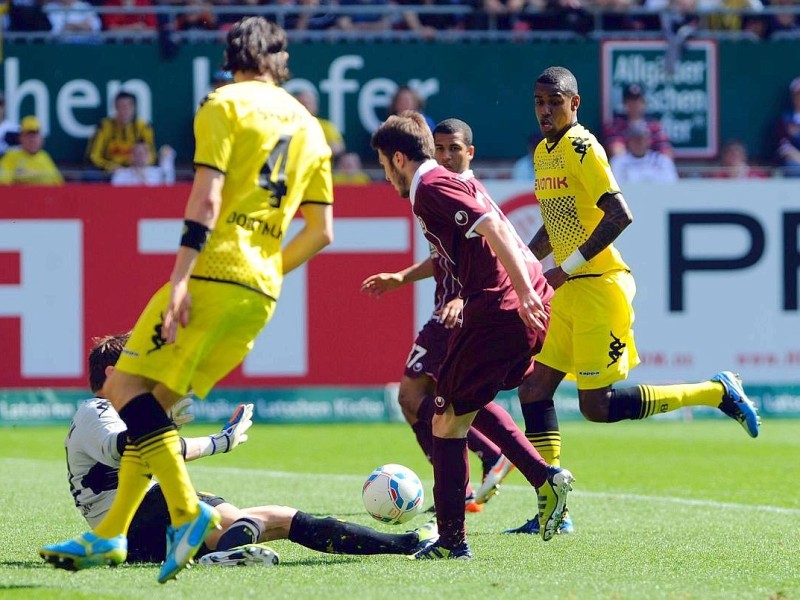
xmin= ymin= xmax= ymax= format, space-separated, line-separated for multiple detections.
xmin=506 ymin=66 xmax=761 ymax=535
xmin=40 ymin=17 xmax=334 ymax=582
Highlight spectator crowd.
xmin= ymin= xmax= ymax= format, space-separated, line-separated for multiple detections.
xmin=2 ymin=0 xmax=799 ymax=37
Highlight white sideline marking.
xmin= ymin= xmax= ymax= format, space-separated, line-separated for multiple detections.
xmin=188 ymin=465 xmax=800 ymax=517
xmin=8 ymin=458 xmax=800 ymax=517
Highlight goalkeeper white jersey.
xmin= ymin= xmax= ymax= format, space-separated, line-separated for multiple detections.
xmin=65 ymin=398 xmax=155 ymax=528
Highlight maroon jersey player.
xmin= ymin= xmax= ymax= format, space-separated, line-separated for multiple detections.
xmin=361 ymin=119 xmax=522 ymax=510
xmin=371 ymin=111 xmax=575 ymax=559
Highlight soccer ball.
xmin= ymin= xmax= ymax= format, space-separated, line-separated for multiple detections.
xmin=362 ymin=464 xmax=424 ymax=525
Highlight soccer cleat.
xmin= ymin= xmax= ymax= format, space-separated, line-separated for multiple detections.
xmin=474 ymin=455 xmax=515 ymax=505
xmin=464 ymin=491 xmax=483 ymax=513
xmin=410 ymin=540 xmax=474 ymax=560
xmin=537 ymin=466 xmax=575 ymax=542
xmin=197 ymin=544 xmax=280 ymax=567
xmin=39 ymin=532 xmax=127 ymax=571
xmin=158 ymin=501 xmax=221 ymax=583
xmin=425 ymin=492 xmax=484 ymax=515
xmin=503 ymin=508 xmax=574 ymax=535
xmin=713 ymin=371 xmax=761 ymax=438
xmin=410 ymin=517 xmax=439 ymax=554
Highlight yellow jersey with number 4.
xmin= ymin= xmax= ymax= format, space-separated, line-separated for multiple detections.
xmin=533 ymin=123 xmax=628 ymax=277
xmin=193 ymin=79 xmax=333 ymax=299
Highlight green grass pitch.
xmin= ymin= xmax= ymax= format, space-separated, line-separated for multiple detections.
xmin=1 ymin=419 xmax=798 ymax=599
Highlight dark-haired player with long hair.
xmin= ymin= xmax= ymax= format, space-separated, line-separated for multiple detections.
xmin=57 ymin=333 xmax=438 ymax=568
xmin=371 ymin=111 xmax=574 ymax=559
xmin=41 ymin=17 xmax=335 ymax=583
xmin=507 ymin=66 xmax=760 ymax=535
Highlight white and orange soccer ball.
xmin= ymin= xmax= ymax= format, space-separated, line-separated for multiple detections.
xmin=362 ymin=464 xmax=424 ymax=525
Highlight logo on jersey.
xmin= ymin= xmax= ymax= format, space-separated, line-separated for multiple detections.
xmin=412 ymin=363 xmax=423 ymax=373
xmin=579 ymin=370 xmax=600 ymax=376
xmin=534 ymin=176 xmax=568 ymax=191
xmin=416 ymin=216 xmax=428 ymax=235
xmin=454 ymin=211 xmax=468 ymax=226
xmin=570 ymin=136 xmax=591 ymax=163
xmin=434 ymin=396 xmax=446 ymax=408
xmin=607 ymin=330 xmax=626 ymax=367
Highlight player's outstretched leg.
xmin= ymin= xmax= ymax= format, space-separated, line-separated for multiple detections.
xmin=537 ymin=466 xmax=575 ymax=542
xmin=713 ymin=371 xmax=761 ymax=438
xmin=39 ymin=532 xmax=127 ymax=571
xmin=158 ymin=501 xmax=221 ymax=583
xmin=197 ymin=544 xmax=280 ymax=567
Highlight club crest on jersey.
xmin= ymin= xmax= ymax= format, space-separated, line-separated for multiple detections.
xmin=434 ymin=396 xmax=446 ymax=408
xmin=570 ymin=136 xmax=591 ymax=163
xmin=454 ymin=211 xmax=468 ymax=226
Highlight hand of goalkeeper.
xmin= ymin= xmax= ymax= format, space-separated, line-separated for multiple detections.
xmin=210 ymin=403 xmax=254 ymax=454
xmin=169 ymin=396 xmax=195 ymax=428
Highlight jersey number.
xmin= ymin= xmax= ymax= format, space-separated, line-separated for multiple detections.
xmin=259 ymin=134 xmax=292 ymax=208
xmin=405 ymin=344 xmax=428 ymax=369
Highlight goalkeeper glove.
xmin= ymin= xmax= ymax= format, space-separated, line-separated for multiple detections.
xmin=206 ymin=403 xmax=254 ymax=455
xmin=169 ymin=396 xmax=195 ymax=428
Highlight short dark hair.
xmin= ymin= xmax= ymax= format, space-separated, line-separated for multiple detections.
xmin=222 ymin=17 xmax=289 ymax=84
xmin=88 ymin=333 xmax=130 ymax=393
xmin=371 ymin=111 xmax=434 ymax=162
xmin=433 ymin=118 xmax=473 ymax=146
xmin=536 ymin=66 xmax=579 ymax=96
xmin=115 ymin=91 xmax=136 ymax=105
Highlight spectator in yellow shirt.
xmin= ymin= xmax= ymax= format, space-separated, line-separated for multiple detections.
xmin=0 ymin=116 xmax=64 ymax=185
xmin=332 ymin=152 xmax=371 ymax=184
xmin=86 ymin=91 xmax=156 ymax=173
xmin=295 ymin=89 xmax=345 ymax=159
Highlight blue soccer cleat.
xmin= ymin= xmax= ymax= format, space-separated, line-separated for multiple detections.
xmin=39 ymin=532 xmax=127 ymax=571
xmin=713 ymin=371 xmax=761 ymax=438
xmin=503 ymin=508 xmax=574 ymax=535
xmin=158 ymin=501 xmax=221 ymax=583
xmin=410 ymin=540 xmax=474 ymax=560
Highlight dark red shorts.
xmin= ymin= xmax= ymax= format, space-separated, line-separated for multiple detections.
xmin=435 ymin=313 xmax=547 ymax=416
xmin=403 ymin=318 xmax=451 ymax=380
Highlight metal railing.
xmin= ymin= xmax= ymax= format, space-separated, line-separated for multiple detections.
xmin=4 ymin=4 xmax=799 ymax=43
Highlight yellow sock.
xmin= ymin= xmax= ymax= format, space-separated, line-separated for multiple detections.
xmin=527 ymin=431 xmax=561 ymax=467
xmin=138 ymin=429 xmax=199 ymax=527
xmin=94 ymin=445 xmax=152 ymax=539
xmin=638 ymin=381 xmax=724 ymax=417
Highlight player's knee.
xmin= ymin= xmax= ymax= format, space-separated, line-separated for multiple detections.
xmin=518 ymin=377 xmax=549 ymax=405
xmin=578 ymin=396 xmax=612 ymax=423
xmin=397 ymin=383 xmax=425 ymax=423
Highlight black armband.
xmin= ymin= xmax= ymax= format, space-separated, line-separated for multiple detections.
xmin=180 ymin=219 xmax=211 ymax=252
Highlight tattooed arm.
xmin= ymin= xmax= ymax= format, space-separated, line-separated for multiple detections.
xmin=579 ymin=192 xmax=633 ymax=261
xmin=528 ymin=225 xmax=553 ymax=261
xmin=545 ymin=192 xmax=633 ymax=290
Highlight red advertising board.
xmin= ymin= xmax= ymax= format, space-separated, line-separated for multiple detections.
xmin=0 ymin=184 xmax=419 ymax=387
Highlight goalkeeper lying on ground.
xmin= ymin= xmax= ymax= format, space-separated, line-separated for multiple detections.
xmin=50 ymin=332 xmax=437 ymax=567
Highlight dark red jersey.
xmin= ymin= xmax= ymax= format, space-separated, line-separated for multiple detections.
xmin=410 ymin=160 xmax=552 ymax=324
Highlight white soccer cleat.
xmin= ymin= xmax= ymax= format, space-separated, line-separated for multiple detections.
xmin=474 ymin=455 xmax=515 ymax=505
xmin=197 ymin=544 xmax=280 ymax=567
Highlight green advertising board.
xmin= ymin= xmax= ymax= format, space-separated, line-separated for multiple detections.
xmin=1 ymin=39 xmax=797 ymax=166
xmin=1 ymin=385 xmax=798 ymax=426
xmin=0 ymin=41 xmax=602 ymax=165
xmin=600 ymin=40 xmax=718 ymax=158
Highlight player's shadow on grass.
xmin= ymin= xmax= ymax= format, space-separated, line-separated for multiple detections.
xmin=279 ymin=556 xmax=364 ymax=567
xmin=0 ymin=584 xmax=45 ymax=591
xmin=0 ymin=560 xmax=53 ymax=569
